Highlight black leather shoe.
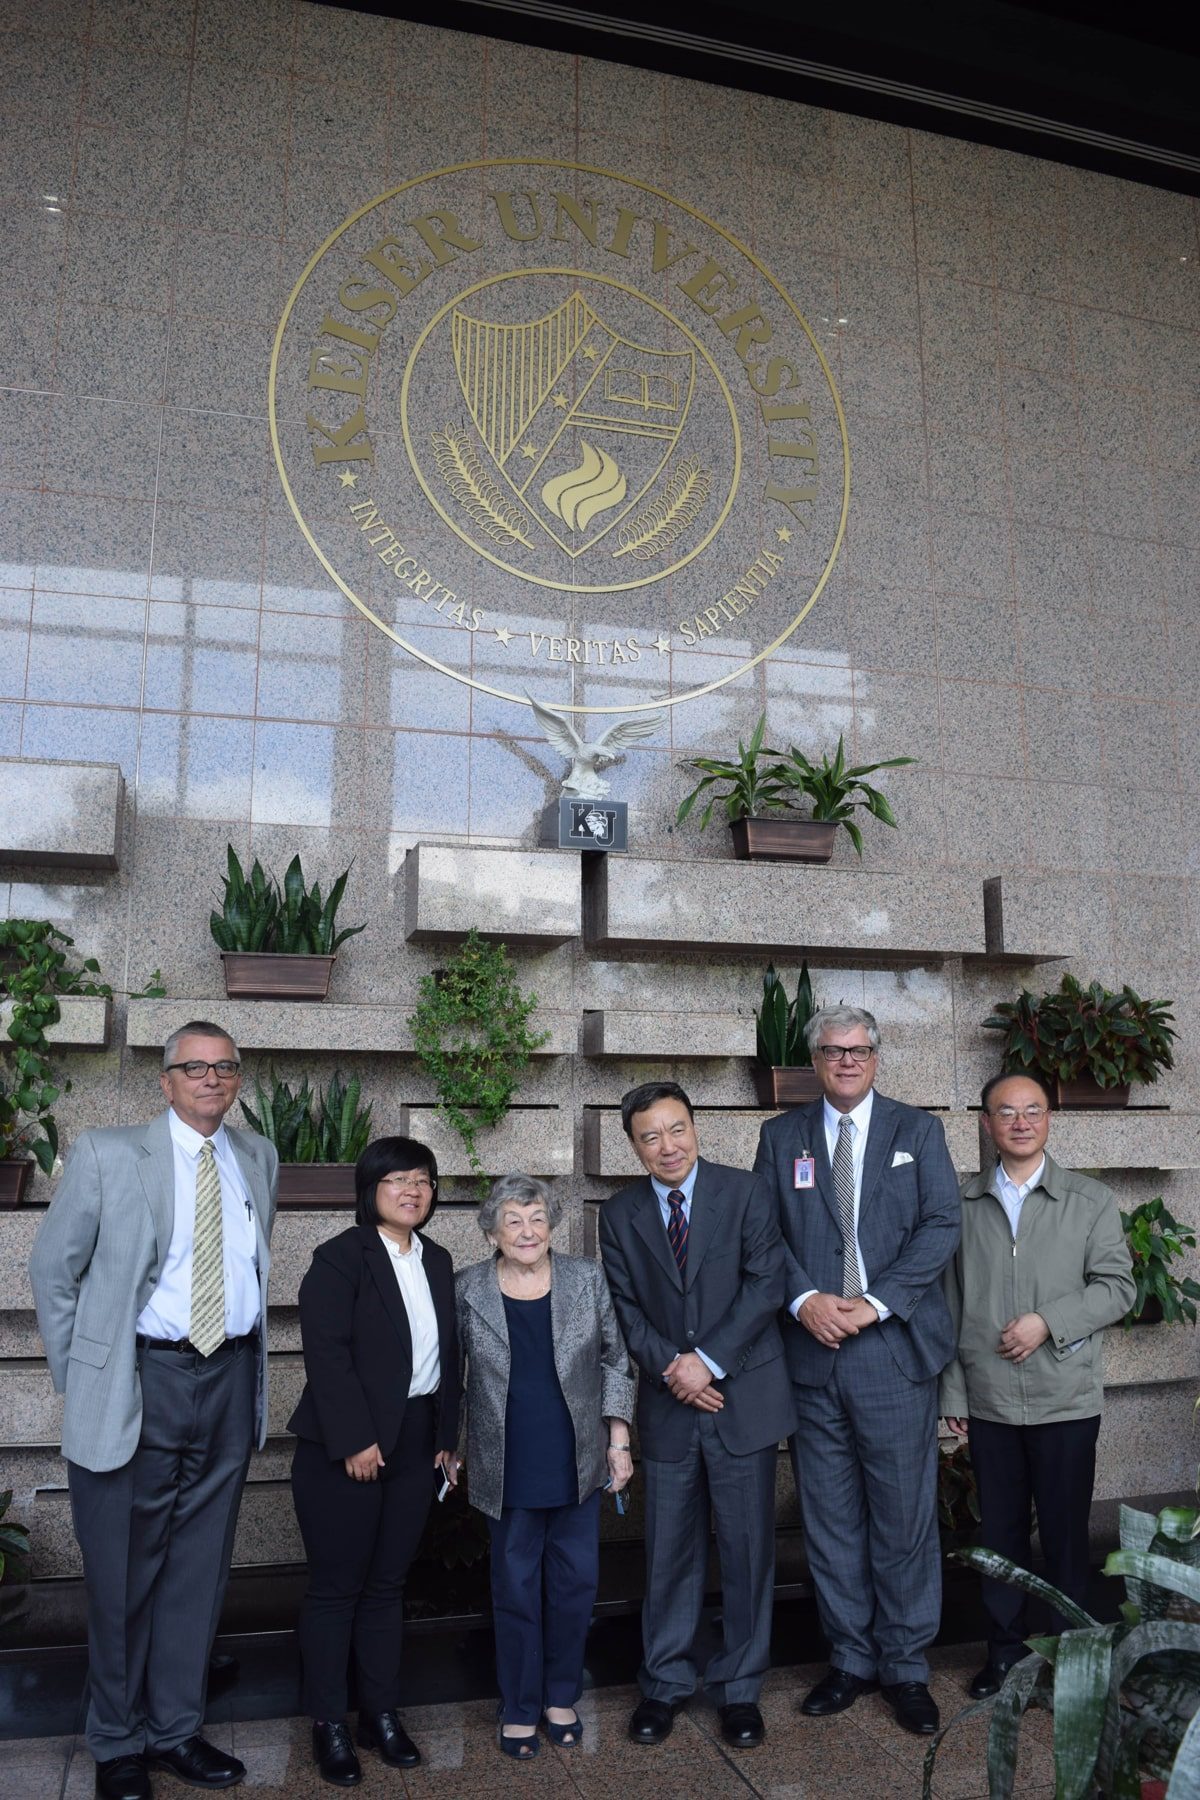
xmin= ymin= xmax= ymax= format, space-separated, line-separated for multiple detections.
xmin=148 ymin=1736 xmax=245 ymax=1787
xmin=628 ymin=1697 xmax=681 ymax=1744
xmin=312 ymin=1722 xmax=362 ymax=1787
xmin=881 ymin=1681 xmax=940 ymax=1735
xmin=95 ymin=1756 xmax=150 ymax=1800
xmin=969 ymin=1659 xmax=1015 ymax=1699
xmin=357 ymin=1709 xmax=420 ymax=1767
xmin=719 ymin=1702 xmax=764 ymax=1747
xmin=800 ymin=1667 xmax=879 ymax=1716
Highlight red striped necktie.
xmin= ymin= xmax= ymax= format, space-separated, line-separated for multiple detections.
xmin=666 ymin=1189 xmax=688 ymax=1277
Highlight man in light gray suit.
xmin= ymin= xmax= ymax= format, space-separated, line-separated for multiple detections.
xmin=30 ymin=1022 xmax=277 ymax=1800
xmin=754 ymin=1006 xmax=960 ymax=1737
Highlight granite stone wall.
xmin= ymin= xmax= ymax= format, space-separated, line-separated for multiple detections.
xmin=2 ymin=0 xmax=1198 ymax=1583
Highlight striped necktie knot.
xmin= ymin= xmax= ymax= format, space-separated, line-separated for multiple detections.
xmin=833 ymin=1115 xmax=864 ymax=1300
xmin=190 ymin=1138 xmax=226 ymax=1357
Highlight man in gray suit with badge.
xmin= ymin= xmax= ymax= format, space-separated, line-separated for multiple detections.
xmin=754 ymin=1006 xmax=960 ymax=1736
xmin=599 ymin=1081 xmax=794 ymax=1751
xmin=30 ymin=1021 xmax=277 ymax=1800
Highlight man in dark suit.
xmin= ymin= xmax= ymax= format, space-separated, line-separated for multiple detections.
xmin=30 ymin=1022 xmax=277 ymax=1800
xmin=599 ymin=1081 xmax=794 ymax=1751
xmin=754 ymin=1006 xmax=960 ymax=1736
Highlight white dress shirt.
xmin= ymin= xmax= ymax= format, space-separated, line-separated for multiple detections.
xmin=791 ymin=1092 xmax=891 ymax=1322
xmin=649 ymin=1164 xmax=725 ymax=1380
xmin=993 ymin=1156 xmax=1046 ymax=1238
xmin=136 ymin=1109 xmax=260 ymax=1342
xmin=379 ymin=1230 xmax=441 ymax=1397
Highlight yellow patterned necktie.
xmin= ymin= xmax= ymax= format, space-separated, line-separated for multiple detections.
xmin=190 ymin=1139 xmax=225 ymax=1356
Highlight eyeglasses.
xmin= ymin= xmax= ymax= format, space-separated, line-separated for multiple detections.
xmin=380 ymin=1174 xmax=434 ymax=1194
xmin=991 ymin=1105 xmax=1048 ymax=1123
xmin=165 ymin=1060 xmax=241 ymax=1079
xmin=818 ymin=1044 xmax=876 ymax=1064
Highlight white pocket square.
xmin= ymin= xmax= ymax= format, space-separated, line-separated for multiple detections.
xmin=891 ymin=1150 xmax=914 ymax=1167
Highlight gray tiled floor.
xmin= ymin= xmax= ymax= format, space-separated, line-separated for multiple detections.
xmin=3 ymin=1648 xmax=1057 ymax=1798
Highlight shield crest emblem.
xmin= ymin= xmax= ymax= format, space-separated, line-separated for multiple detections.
xmin=450 ymin=290 xmax=695 ymax=559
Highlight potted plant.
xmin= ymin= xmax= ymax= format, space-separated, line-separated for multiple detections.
xmin=0 ymin=1488 xmax=30 ymax=1627
xmin=676 ymin=712 xmax=914 ymax=862
xmin=924 ymin=1503 xmax=1200 ymax=1800
xmin=1121 ymin=1196 xmax=1200 ymax=1326
xmin=408 ymin=929 xmax=549 ymax=1197
xmin=754 ymin=961 xmax=823 ymax=1106
xmin=936 ymin=1438 xmax=981 ymax=1553
xmin=210 ymin=846 xmax=365 ymax=1000
xmin=240 ymin=1069 xmax=373 ymax=1205
xmin=982 ymin=973 xmax=1177 ymax=1108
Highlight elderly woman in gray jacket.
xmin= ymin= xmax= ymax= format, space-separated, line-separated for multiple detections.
xmin=456 ymin=1173 xmax=635 ymax=1759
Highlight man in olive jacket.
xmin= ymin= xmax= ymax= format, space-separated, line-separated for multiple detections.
xmin=941 ymin=1072 xmax=1135 ymax=1697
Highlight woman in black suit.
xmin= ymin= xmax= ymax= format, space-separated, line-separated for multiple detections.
xmin=289 ymin=1135 xmax=460 ymax=1787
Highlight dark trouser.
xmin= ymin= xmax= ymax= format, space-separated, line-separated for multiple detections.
xmin=488 ymin=1490 xmax=601 ymax=1726
xmin=640 ymin=1413 xmax=777 ymax=1707
xmin=291 ymin=1395 xmax=436 ymax=1720
xmin=68 ymin=1335 xmax=257 ymax=1760
xmin=968 ymin=1413 xmax=1101 ymax=1664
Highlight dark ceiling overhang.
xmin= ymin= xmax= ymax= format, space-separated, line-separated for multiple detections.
xmin=329 ymin=0 xmax=1200 ymax=195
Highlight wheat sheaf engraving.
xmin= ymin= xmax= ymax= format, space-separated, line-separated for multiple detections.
xmin=611 ymin=457 xmax=712 ymax=561
xmin=430 ymin=425 xmax=535 ymax=549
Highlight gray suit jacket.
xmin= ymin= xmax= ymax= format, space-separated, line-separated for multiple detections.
xmin=598 ymin=1157 xmax=796 ymax=1461
xmin=754 ymin=1093 xmax=961 ymax=1388
xmin=29 ymin=1111 xmax=278 ymax=1472
xmin=455 ymin=1252 xmax=634 ymax=1520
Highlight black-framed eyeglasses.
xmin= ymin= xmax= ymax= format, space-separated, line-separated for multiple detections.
xmin=818 ymin=1044 xmax=876 ymax=1064
xmin=165 ymin=1060 xmax=241 ymax=1079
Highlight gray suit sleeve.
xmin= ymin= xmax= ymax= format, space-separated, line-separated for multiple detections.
xmin=865 ymin=1114 xmax=962 ymax=1321
xmin=753 ymin=1120 xmax=817 ymax=1300
xmin=699 ymin=1174 xmax=787 ymax=1376
xmin=598 ymin=1204 xmax=678 ymax=1386
xmin=593 ymin=1264 xmax=635 ymax=1423
xmin=28 ymin=1132 xmax=102 ymax=1392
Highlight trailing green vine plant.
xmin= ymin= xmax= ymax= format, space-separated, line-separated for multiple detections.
xmin=0 ymin=921 xmax=163 ymax=1171
xmin=407 ymin=930 xmax=549 ymax=1197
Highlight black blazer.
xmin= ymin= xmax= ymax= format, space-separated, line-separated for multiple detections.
xmin=287 ymin=1223 xmax=460 ymax=1462
xmin=598 ymin=1157 xmax=795 ymax=1461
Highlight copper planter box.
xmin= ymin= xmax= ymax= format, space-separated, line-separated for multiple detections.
xmin=0 ymin=1159 xmax=35 ymax=1207
xmin=277 ymin=1164 xmax=357 ymax=1208
xmin=754 ymin=1066 xmax=824 ymax=1107
xmin=1053 ymin=1076 xmax=1131 ymax=1109
xmin=729 ymin=818 xmax=836 ymax=863
xmin=220 ymin=952 xmax=336 ymax=1001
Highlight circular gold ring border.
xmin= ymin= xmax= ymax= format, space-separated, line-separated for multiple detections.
xmin=401 ymin=268 xmax=742 ymax=593
xmin=268 ymin=158 xmax=852 ymax=716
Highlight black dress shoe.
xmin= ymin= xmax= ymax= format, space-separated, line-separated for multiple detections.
xmin=718 ymin=1702 xmax=764 ymax=1747
xmin=880 ymin=1681 xmax=940 ymax=1735
xmin=312 ymin=1722 xmax=362 ymax=1787
xmin=357 ymin=1709 xmax=420 ymax=1767
xmin=148 ymin=1736 xmax=245 ymax=1788
xmin=800 ymin=1667 xmax=879 ymax=1716
xmin=95 ymin=1755 xmax=150 ymax=1800
xmin=969 ymin=1659 xmax=1015 ymax=1699
xmin=628 ymin=1697 xmax=681 ymax=1744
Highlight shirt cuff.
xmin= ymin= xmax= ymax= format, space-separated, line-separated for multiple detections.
xmin=790 ymin=1290 xmax=817 ymax=1318
xmin=695 ymin=1347 xmax=726 ymax=1381
xmin=863 ymin=1292 xmax=891 ymax=1322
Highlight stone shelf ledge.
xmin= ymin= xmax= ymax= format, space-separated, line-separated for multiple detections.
xmin=583 ymin=856 xmax=985 ymax=959
xmin=404 ymin=843 xmax=581 ymax=944
xmin=125 ymin=998 xmax=573 ymax=1055
xmin=0 ymin=758 xmax=124 ymax=869
xmin=581 ymin=1010 xmax=755 ymax=1058
xmin=0 ymin=995 xmax=111 ymax=1048
xmin=399 ymin=1105 xmax=571 ymax=1177
xmin=982 ymin=876 xmax=1075 ymax=961
xmin=584 ymin=1107 xmax=981 ymax=1179
xmin=1102 ymin=1321 xmax=1200 ymax=1387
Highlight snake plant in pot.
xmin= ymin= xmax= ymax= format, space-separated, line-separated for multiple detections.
xmin=240 ymin=1068 xmax=373 ymax=1205
xmin=211 ymin=846 xmax=366 ymax=1000
xmin=753 ymin=961 xmax=823 ymax=1107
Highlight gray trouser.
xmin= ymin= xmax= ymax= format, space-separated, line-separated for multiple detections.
xmin=68 ymin=1337 xmax=256 ymax=1758
xmin=790 ymin=1328 xmax=940 ymax=1684
xmin=640 ymin=1412 xmax=776 ymax=1706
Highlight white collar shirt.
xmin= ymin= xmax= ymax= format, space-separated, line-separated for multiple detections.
xmin=136 ymin=1109 xmax=260 ymax=1342
xmin=378 ymin=1230 xmax=441 ymax=1398
xmin=992 ymin=1156 xmax=1047 ymax=1240
xmin=790 ymin=1089 xmax=891 ymax=1321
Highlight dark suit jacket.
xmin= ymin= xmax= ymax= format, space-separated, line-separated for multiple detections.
xmin=754 ymin=1093 xmax=961 ymax=1388
xmin=598 ymin=1157 xmax=795 ymax=1460
xmin=288 ymin=1224 xmax=460 ymax=1462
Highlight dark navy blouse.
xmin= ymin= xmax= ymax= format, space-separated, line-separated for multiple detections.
xmin=501 ymin=1292 xmax=577 ymax=1510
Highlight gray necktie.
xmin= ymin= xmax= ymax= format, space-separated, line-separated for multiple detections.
xmin=190 ymin=1140 xmax=226 ymax=1356
xmin=833 ymin=1115 xmax=864 ymax=1299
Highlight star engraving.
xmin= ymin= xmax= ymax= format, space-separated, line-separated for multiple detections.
xmin=522 ymin=442 xmax=538 ymax=460
xmin=494 ymin=626 xmax=513 ymax=646
xmin=552 ymin=392 xmax=568 ymax=409
xmin=337 ymin=470 xmax=358 ymax=488
xmin=654 ymin=634 xmax=670 ymax=655
xmin=776 ymin=525 xmax=792 ymax=543
xmin=582 ymin=346 xmax=599 ymax=361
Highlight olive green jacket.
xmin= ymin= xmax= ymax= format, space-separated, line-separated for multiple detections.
xmin=940 ymin=1153 xmax=1135 ymax=1426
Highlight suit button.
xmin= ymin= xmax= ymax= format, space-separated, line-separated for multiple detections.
xmin=686 ymin=1331 xmax=695 ymax=1341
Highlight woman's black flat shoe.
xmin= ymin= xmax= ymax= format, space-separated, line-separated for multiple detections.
xmin=312 ymin=1721 xmax=362 ymax=1787
xmin=541 ymin=1712 xmax=583 ymax=1746
xmin=496 ymin=1706 xmax=540 ymax=1759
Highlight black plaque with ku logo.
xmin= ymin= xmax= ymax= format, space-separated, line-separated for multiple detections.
xmin=559 ymin=797 xmax=627 ymax=853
